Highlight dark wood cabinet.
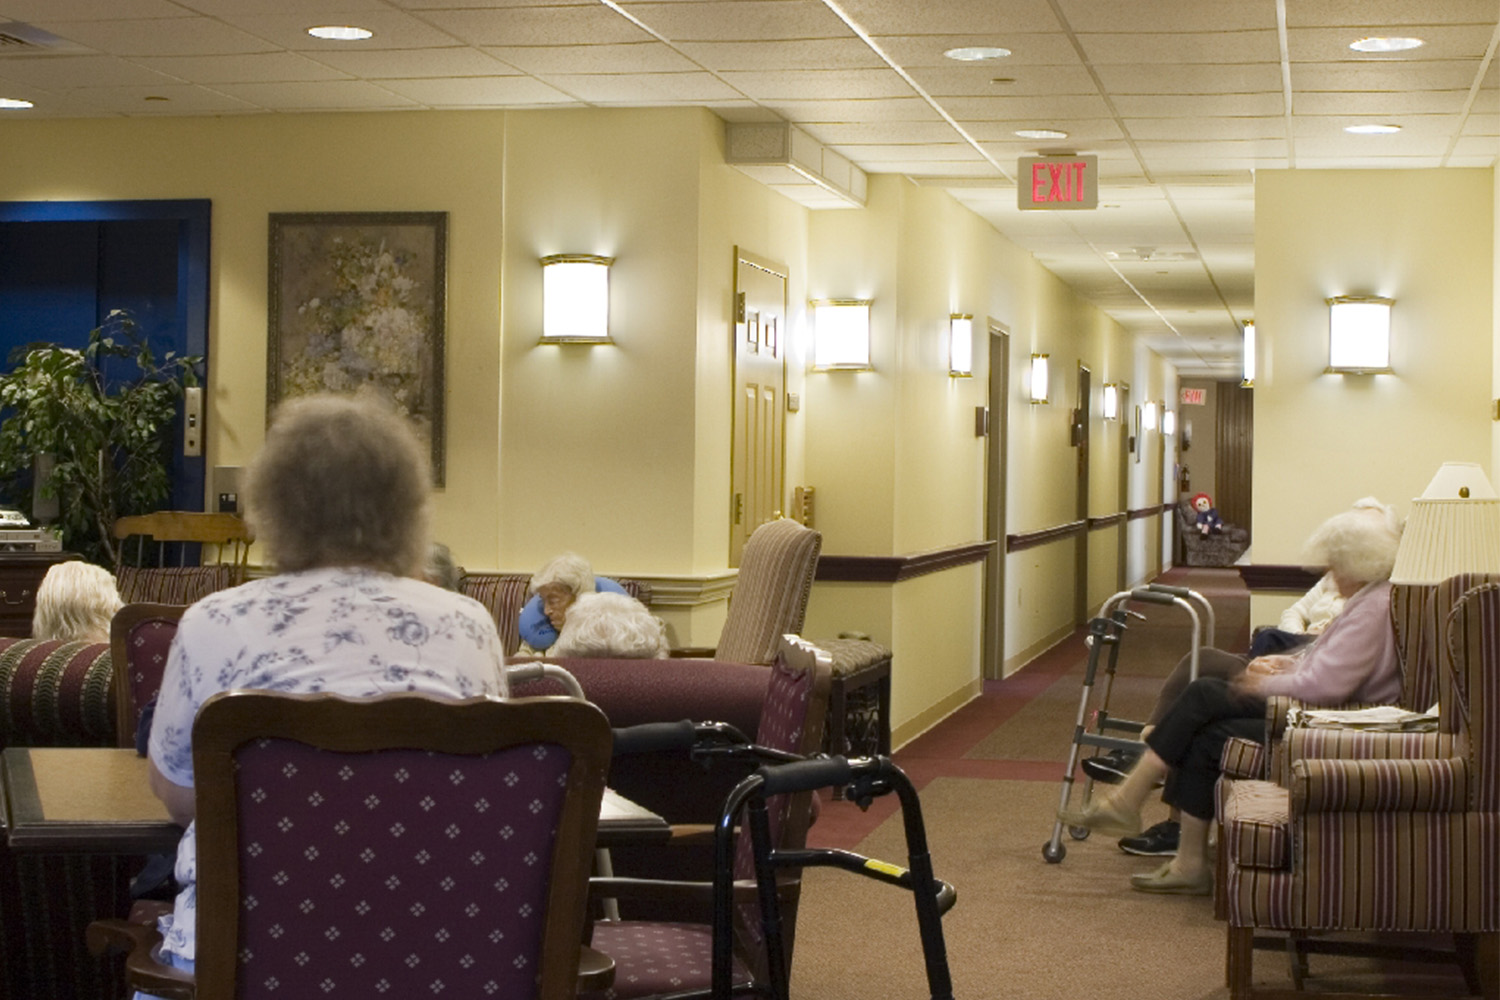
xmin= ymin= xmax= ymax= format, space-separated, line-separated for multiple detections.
xmin=0 ymin=553 xmax=79 ymax=638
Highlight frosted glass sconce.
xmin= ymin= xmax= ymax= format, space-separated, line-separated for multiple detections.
xmin=1162 ymin=408 xmax=1176 ymax=436
xmin=1327 ymin=296 xmax=1392 ymax=373
xmin=541 ymin=254 xmax=613 ymax=343
xmin=1028 ymin=354 xmax=1049 ymax=403
xmin=1102 ymin=383 xmax=1119 ymax=420
xmin=949 ymin=314 xmax=973 ymax=377
xmin=812 ymin=299 xmax=872 ymax=370
xmin=1241 ymin=320 xmax=1255 ymax=387
xmin=1142 ymin=400 xmax=1158 ymax=432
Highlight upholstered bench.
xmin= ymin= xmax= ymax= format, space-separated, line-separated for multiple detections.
xmin=814 ymin=636 xmax=892 ymax=758
xmin=0 ymin=637 xmax=115 ymax=749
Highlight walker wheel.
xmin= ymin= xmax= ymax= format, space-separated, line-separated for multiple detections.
xmin=1042 ymin=841 xmax=1066 ymax=863
xmin=1068 ymin=826 xmax=1091 ymax=841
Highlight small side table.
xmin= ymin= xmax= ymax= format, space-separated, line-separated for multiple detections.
xmin=814 ymin=638 xmax=893 ymax=795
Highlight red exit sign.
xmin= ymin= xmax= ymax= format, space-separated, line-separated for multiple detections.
xmin=1181 ymin=388 xmax=1206 ymax=406
xmin=1017 ymin=155 xmax=1098 ymax=211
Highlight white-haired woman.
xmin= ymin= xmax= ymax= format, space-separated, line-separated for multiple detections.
xmin=516 ymin=551 xmax=629 ymax=655
xmin=551 ymin=591 xmax=669 ymax=659
xmin=143 ymin=395 xmax=506 ymax=986
xmin=32 ymin=560 xmax=123 ymax=644
xmin=1062 ymin=499 xmax=1404 ymax=895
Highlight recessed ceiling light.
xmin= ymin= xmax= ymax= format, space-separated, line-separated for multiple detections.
xmin=0 ymin=98 xmax=34 ymax=109
xmin=1014 ymin=128 xmax=1068 ymax=140
xmin=307 ymin=25 xmax=373 ymax=40
xmin=944 ymin=46 xmax=1011 ymax=62
xmin=1349 ymin=36 xmax=1424 ymax=53
xmin=1345 ymin=123 xmax=1401 ymax=134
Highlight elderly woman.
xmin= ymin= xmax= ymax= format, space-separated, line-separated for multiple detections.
xmin=551 ymin=591 xmax=669 ymax=659
xmin=143 ymin=395 xmax=506 ymax=983
xmin=516 ymin=551 xmax=629 ymax=654
xmin=32 ymin=560 xmax=123 ymax=644
xmin=1062 ymin=499 xmax=1404 ymax=895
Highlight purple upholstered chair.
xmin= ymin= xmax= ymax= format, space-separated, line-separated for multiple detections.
xmin=585 ymin=635 xmax=832 ymax=999
xmin=108 ymin=603 xmax=184 ymax=749
xmin=89 ymin=691 xmax=614 ymax=1000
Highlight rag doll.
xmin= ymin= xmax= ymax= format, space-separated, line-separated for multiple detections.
xmin=1191 ymin=492 xmax=1224 ymax=535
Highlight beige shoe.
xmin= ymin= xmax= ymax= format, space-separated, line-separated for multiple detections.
xmin=1057 ymin=796 xmax=1143 ymax=838
xmin=1129 ymin=863 xmax=1213 ymax=896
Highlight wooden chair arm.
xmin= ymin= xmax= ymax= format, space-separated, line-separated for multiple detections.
xmin=85 ymin=918 xmax=196 ymax=999
xmin=668 ymin=646 xmax=718 ymax=659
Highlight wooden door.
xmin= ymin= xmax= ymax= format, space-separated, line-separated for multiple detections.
xmin=1074 ymin=363 xmax=1091 ymax=624
xmin=983 ymin=324 xmax=1010 ymax=680
xmin=730 ymin=249 xmax=788 ymax=566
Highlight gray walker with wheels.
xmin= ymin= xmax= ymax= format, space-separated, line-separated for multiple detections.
xmin=1042 ymin=583 xmax=1213 ymax=863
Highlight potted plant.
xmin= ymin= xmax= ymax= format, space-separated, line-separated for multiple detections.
xmin=0 ymin=310 xmax=203 ymax=565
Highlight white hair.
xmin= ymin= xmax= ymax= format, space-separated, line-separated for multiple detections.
xmin=550 ymin=591 xmax=668 ymax=659
xmin=32 ymin=561 xmax=123 ymax=644
xmin=1305 ymin=498 xmax=1404 ymax=585
xmin=531 ymin=552 xmax=596 ymax=597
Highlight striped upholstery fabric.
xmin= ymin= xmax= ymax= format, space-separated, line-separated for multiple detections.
xmin=1221 ymin=579 xmax=1500 ymax=943
xmin=115 ymin=564 xmax=233 ymax=605
xmin=0 ymin=638 xmax=114 ymax=748
xmin=458 ymin=573 xmax=655 ymax=656
xmin=716 ymin=519 xmax=821 ymax=666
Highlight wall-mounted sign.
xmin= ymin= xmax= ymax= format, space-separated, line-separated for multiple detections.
xmin=1181 ymin=387 xmax=1207 ymax=406
xmin=1017 ymin=155 xmax=1098 ymax=210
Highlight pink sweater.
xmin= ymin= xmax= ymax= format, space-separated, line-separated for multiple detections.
xmin=1258 ymin=580 xmax=1401 ymax=706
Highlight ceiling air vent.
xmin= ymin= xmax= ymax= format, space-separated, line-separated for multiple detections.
xmin=725 ymin=121 xmax=867 ymax=210
xmin=0 ymin=22 xmax=91 ymax=56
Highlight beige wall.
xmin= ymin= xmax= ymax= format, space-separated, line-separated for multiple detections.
xmin=1252 ymin=168 xmax=1495 ymax=621
xmin=1179 ymin=379 xmax=1220 ymax=505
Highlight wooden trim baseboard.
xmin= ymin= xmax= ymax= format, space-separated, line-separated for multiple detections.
xmin=815 ymin=541 xmax=995 ymax=584
xmin=1238 ymin=564 xmax=1322 ymax=592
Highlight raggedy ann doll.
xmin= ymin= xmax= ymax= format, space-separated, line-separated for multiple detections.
xmin=1190 ymin=492 xmax=1223 ymax=534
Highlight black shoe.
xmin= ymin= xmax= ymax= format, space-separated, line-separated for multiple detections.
xmin=1080 ymin=747 xmax=1141 ymax=785
xmin=1119 ymin=819 xmax=1179 ymax=857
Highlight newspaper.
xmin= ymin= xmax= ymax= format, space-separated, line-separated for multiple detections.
xmin=1287 ymin=705 xmax=1439 ymax=732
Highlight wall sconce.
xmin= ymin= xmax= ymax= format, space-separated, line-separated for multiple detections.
xmin=540 ymin=254 xmax=613 ymax=343
xmin=1142 ymin=400 xmax=1158 ymax=432
xmin=1326 ymin=296 xmax=1393 ymax=374
xmin=812 ymin=299 xmax=872 ymax=370
xmin=1101 ymin=383 xmax=1119 ymax=420
xmin=1162 ymin=408 xmax=1176 ymax=436
xmin=1241 ymin=320 xmax=1255 ymax=387
xmin=948 ymin=314 xmax=973 ymax=377
xmin=1028 ymin=353 xmax=1049 ymax=403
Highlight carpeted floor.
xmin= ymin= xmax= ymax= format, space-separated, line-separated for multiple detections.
xmin=789 ymin=567 xmax=1473 ymax=999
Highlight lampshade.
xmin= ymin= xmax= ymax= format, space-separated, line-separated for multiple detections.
xmin=1241 ymin=320 xmax=1255 ymax=387
xmin=1142 ymin=400 xmax=1158 ymax=431
xmin=1162 ymin=408 xmax=1176 ymax=436
xmin=1101 ymin=383 xmax=1118 ymax=420
xmin=1390 ymin=463 xmax=1500 ymax=584
xmin=1028 ymin=354 xmax=1049 ymax=403
xmin=1327 ymin=296 xmax=1392 ymax=373
xmin=541 ymin=254 xmax=613 ymax=343
xmin=949 ymin=314 xmax=973 ymax=377
xmin=812 ymin=299 xmax=872 ymax=370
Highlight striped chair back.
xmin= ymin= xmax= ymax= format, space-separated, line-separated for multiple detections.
xmin=459 ymin=572 xmax=655 ymax=656
xmin=717 ymin=520 xmax=821 ymax=666
xmin=1445 ymin=581 xmax=1500 ymax=814
xmin=1389 ymin=573 xmax=1500 ymax=713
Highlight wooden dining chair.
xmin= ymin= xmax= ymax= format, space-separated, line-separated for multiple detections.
xmin=89 ymin=691 xmax=615 ymax=1000
xmin=111 ymin=512 xmax=253 ymax=604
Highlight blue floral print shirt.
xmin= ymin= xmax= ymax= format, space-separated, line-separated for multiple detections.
xmin=146 ymin=567 xmax=507 ymax=964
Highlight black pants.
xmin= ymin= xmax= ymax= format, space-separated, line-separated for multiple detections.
xmin=1144 ymin=676 xmax=1265 ymax=821
xmin=1147 ymin=647 xmax=1250 ymax=726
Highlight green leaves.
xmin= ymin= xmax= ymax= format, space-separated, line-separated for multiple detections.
xmin=0 ymin=311 xmax=204 ymax=565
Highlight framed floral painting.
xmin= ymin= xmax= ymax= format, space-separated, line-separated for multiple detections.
xmin=267 ymin=211 xmax=447 ymax=484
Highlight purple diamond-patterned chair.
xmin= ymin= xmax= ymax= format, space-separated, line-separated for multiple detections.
xmin=108 ymin=602 xmax=184 ymax=749
xmin=89 ymin=691 xmax=614 ymax=1000
xmin=584 ymin=635 xmax=832 ymax=999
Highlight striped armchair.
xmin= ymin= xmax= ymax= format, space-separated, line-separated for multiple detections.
xmin=1218 ymin=580 xmax=1500 ymax=998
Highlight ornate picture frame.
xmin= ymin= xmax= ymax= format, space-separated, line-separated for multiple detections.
xmin=267 ymin=211 xmax=447 ymax=484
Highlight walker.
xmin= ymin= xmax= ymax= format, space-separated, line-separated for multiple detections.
xmin=1042 ymin=583 xmax=1213 ymax=863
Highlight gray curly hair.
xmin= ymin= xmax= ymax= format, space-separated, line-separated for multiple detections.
xmin=1305 ymin=497 xmax=1404 ymax=585
xmin=245 ymin=394 xmax=430 ymax=577
xmin=550 ymin=591 xmax=668 ymax=659
xmin=530 ymin=552 xmax=596 ymax=597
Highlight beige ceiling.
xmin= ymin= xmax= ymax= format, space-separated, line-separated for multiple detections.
xmin=3 ymin=0 xmax=1498 ymax=379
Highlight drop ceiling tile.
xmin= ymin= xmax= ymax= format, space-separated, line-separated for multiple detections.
xmin=1094 ymin=63 xmax=1283 ymax=95
xmin=1124 ymin=116 xmax=1286 ymax=140
xmin=483 ymin=42 xmax=698 ymax=75
xmin=307 ymin=47 xmax=522 ymax=79
xmin=833 ymin=0 xmax=1063 ymax=35
xmin=0 ymin=54 xmax=180 ymax=88
xmin=223 ymin=11 xmax=473 ymax=50
xmin=870 ymin=160 xmax=998 ymax=177
xmin=415 ymin=7 xmax=654 ymax=46
xmin=909 ymin=64 xmax=1098 ymax=98
xmin=134 ymin=51 xmax=353 ymax=84
xmin=761 ymin=97 xmax=942 ymax=121
xmin=1292 ymin=61 xmax=1487 ymax=92
xmin=1054 ymin=0 xmax=1275 ymax=31
xmin=615 ymin=1 xmax=852 ymax=42
xmin=1448 ymin=153 xmax=1500 ymax=166
xmin=1135 ymin=139 xmax=1290 ymax=159
xmin=1284 ymin=0 xmax=1500 ymax=27
xmin=1448 ymin=135 xmax=1500 ymax=157
xmin=942 ymin=93 xmax=1112 ymax=119
xmin=1078 ymin=31 xmax=1281 ymax=65
xmin=27 ymin=16 xmax=277 ymax=56
xmin=1459 ymin=113 xmax=1500 ymax=134
xmin=206 ymin=79 xmax=422 ymax=110
xmin=1289 ymin=113 xmax=1461 ymax=136
xmin=1294 ymin=153 xmax=1445 ymax=167
xmin=1293 ymin=90 xmax=1469 ymax=114
xmin=672 ymin=38 xmax=884 ymax=71
xmin=372 ymin=75 xmax=578 ymax=106
xmin=52 ymin=82 xmax=263 ymax=114
xmin=963 ymin=118 xmax=1124 ymax=142
xmin=871 ymin=33 xmax=1083 ymax=68
xmin=1112 ymin=93 xmax=1286 ymax=117
xmin=168 ymin=0 xmax=390 ymax=12
xmin=803 ymin=120 xmax=967 ymax=144
xmin=844 ymin=143 xmax=982 ymax=162
xmin=0 ymin=0 xmax=180 ymax=17
xmin=716 ymin=68 xmax=913 ymax=101
xmin=703 ymin=101 xmax=777 ymax=121
xmin=536 ymin=71 xmax=741 ymax=103
xmin=1285 ymin=25 xmax=1497 ymax=61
